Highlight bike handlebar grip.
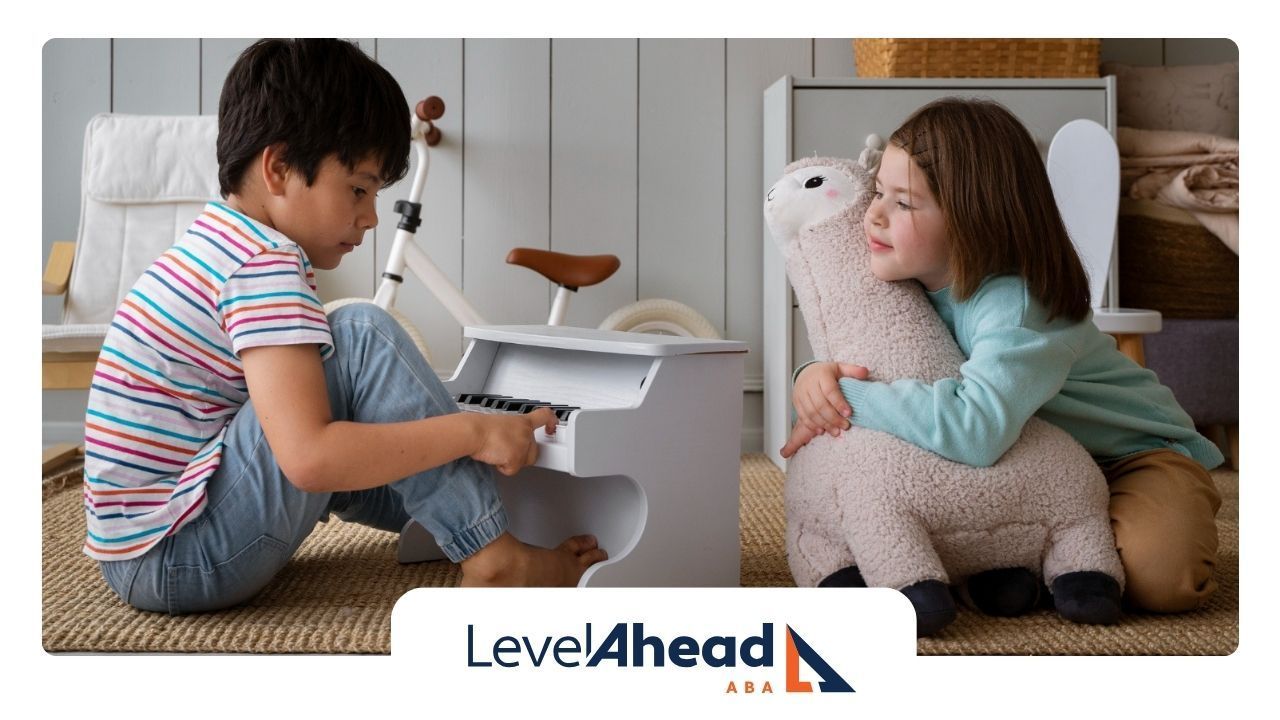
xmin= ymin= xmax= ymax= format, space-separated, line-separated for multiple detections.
xmin=416 ymin=96 xmax=446 ymax=122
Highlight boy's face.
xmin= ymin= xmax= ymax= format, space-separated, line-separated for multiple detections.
xmin=271 ymin=153 xmax=383 ymax=270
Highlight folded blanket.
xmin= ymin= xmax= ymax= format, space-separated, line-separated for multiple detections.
xmin=1117 ymin=127 xmax=1239 ymax=253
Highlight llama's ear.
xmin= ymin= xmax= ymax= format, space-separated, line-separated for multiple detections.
xmin=858 ymin=133 xmax=884 ymax=174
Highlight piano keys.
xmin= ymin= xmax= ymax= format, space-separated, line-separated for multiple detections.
xmin=455 ymin=394 xmax=580 ymax=423
xmin=397 ymin=325 xmax=748 ymax=587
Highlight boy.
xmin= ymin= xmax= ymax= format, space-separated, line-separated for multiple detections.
xmin=87 ymin=39 xmax=605 ymax=614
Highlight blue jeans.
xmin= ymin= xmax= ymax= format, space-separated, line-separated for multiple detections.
xmin=98 ymin=302 xmax=508 ymax=615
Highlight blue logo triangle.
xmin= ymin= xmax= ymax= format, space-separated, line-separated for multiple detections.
xmin=787 ymin=625 xmax=854 ymax=693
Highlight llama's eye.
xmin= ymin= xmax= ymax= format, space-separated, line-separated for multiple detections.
xmin=804 ymin=176 xmax=826 ymax=189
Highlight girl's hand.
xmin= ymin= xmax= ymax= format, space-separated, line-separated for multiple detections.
xmin=780 ymin=421 xmax=819 ymax=459
xmin=793 ymin=361 xmax=869 ymax=436
xmin=469 ymin=409 xmax=558 ymax=476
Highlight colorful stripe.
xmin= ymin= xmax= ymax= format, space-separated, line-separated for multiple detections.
xmin=82 ymin=203 xmax=333 ymax=562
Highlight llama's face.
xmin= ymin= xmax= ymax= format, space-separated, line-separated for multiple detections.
xmin=764 ymin=165 xmax=860 ymax=252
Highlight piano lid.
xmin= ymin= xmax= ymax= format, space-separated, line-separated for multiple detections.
xmin=464 ymin=325 xmax=748 ymax=357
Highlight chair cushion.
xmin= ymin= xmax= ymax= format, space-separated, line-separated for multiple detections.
xmin=42 ymin=324 xmax=111 ymax=354
xmin=62 ymin=114 xmax=220 ymax=326
xmin=83 ymin=114 xmax=219 ymax=203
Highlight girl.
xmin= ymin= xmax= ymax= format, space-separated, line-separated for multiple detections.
xmin=781 ymin=97 xmax=1223 ymax=615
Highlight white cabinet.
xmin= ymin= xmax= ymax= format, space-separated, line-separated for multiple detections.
xmin=762 ymin=76 xmax=1117 ymax=468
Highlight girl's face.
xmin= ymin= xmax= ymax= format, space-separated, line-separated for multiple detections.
xmin=863 ymin=144 xmax=952 ymax=291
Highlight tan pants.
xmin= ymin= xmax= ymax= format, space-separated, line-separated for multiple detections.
xmin=1103 ymin=448 xmax=1223 ymax=613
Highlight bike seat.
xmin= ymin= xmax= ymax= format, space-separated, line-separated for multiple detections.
xmin=505 ymin=248 xmax=620 ymax=289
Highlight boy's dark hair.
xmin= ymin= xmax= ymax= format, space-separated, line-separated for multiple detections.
xmin=217 ymin=39 xmax=410 ymax=198
xmin=889 ymin=97 xmax=1091 ymax=323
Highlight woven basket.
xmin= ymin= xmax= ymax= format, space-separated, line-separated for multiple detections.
xmin=1117 ymin=203 xmax=1238 ymax=319
xmin=853 ymin=39 xmax=1100 ymax=78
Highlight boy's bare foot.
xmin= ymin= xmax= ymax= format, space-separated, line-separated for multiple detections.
xmin=459 ymin=532 xmax=608 ymax=587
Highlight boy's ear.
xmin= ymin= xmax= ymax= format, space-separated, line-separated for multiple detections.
xmin=260 ymin=143 xmax=292 ymax=197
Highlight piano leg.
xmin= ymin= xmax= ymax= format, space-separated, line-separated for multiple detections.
xmin=568 ymin=354 xmax=745 ymax=588
xmin=497 ymin=469 xmax=647 ymax=584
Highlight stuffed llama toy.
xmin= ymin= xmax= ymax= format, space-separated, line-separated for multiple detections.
xmin=764 ymin=149 xmax=1125 ymax=636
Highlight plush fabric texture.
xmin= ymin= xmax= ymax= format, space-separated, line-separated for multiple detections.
xmin=765 ymin=156 xmax=1125 ymax=595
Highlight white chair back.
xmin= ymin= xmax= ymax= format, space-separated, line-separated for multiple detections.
xmin=62 ymin=114 xmax=220 ymax=325
xmin=1047 ymin=119 xmax=1121 ymax=311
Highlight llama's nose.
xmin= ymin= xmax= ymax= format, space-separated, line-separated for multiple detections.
xmin=766 ymin=187 xmax=776 ymax=202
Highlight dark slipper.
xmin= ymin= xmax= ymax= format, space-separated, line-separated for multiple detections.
xmin=959 ymin=567 xmax=1042 ymax=617
xmin=1051 ymin=571 xmax=1123 ymax=625
xmin=818 ymin=565 xmax=867 ymax=588
xmin=900 ymin=579 xmax=957 ymax=637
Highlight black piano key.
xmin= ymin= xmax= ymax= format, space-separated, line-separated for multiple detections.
xmin=493 ymin=398 xmax=537 ymax=411
xmin=509 ymin=401 xmax=546 ymax=410
xmin=457 ymin=393 xmax=501 ymax=404
xmin=520 ymin=403 xmax=573 ymax=418
xmin=512 ymin=401 xmax=552 ymax=413
xmin=457 ymin=395 xmax=580 ymax=421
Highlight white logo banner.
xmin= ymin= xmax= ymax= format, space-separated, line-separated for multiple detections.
xmin=392 ymin=587 xmax=916 ymax=713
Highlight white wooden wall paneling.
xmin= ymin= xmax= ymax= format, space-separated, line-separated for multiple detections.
xmin=638 ymin=39 xmax=725 ymax=334
xmin=43 ymin=39 xmax=110 ymax=325
xmin=726 ymin=39 xmax=812 ymax=390
xmin=550 ymin=39 xmax=639 ymax=330
xmin=815 ymin=39 xmax=857 ymax=76
xmin=113 ymin=39 xmax=199 ymax=115
xmin=464 ymin=40 xmax=553 ymax=330
xmin=200 ymin=39 xmax=256 ymax=115
xmin=41 ymin=39 xmax=110 ymax=440
xmin=376 ymin=39 xmax=466 ymax=371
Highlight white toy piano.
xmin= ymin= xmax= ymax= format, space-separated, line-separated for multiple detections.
xmin=397 ymin=325 xmax=748 ymax=587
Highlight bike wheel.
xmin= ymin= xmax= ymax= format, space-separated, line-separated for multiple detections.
xmin=597 ymin=298 xmax=721 ymax=338
xmin=323 ymin=298 xmax=433 ymax=365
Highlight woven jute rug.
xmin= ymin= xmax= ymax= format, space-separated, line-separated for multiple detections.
xmin=44 ymin=453 xmax=1239 ymax=655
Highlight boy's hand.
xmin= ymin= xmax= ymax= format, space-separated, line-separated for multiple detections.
xmin=470 ymin=408 xmax=559 ymax=476
xmin=793 ymin=361 xmax=869 ymax=436
xmin=780 ymin=421 xmax=820 ymax=459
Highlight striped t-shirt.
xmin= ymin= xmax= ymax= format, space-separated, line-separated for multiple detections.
xmin=83 ymin=202 xmax=334 ymax=562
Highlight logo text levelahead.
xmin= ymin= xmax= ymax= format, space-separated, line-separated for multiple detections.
xmin=467 ymin=622 xmax=774 ymax=668
xmin=466 ymin=621 xmax=854 ymax=693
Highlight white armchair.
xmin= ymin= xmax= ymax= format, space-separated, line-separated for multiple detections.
xmin=42 ymin=113 xmax=220 ymax=389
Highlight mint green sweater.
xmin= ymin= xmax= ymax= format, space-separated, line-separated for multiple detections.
xmin=809 ymin=274 xmax=1223 ymax=470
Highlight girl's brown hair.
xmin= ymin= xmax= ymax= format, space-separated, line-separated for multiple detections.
xmin=889 ymin=97 xmax=1091 ymax=323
